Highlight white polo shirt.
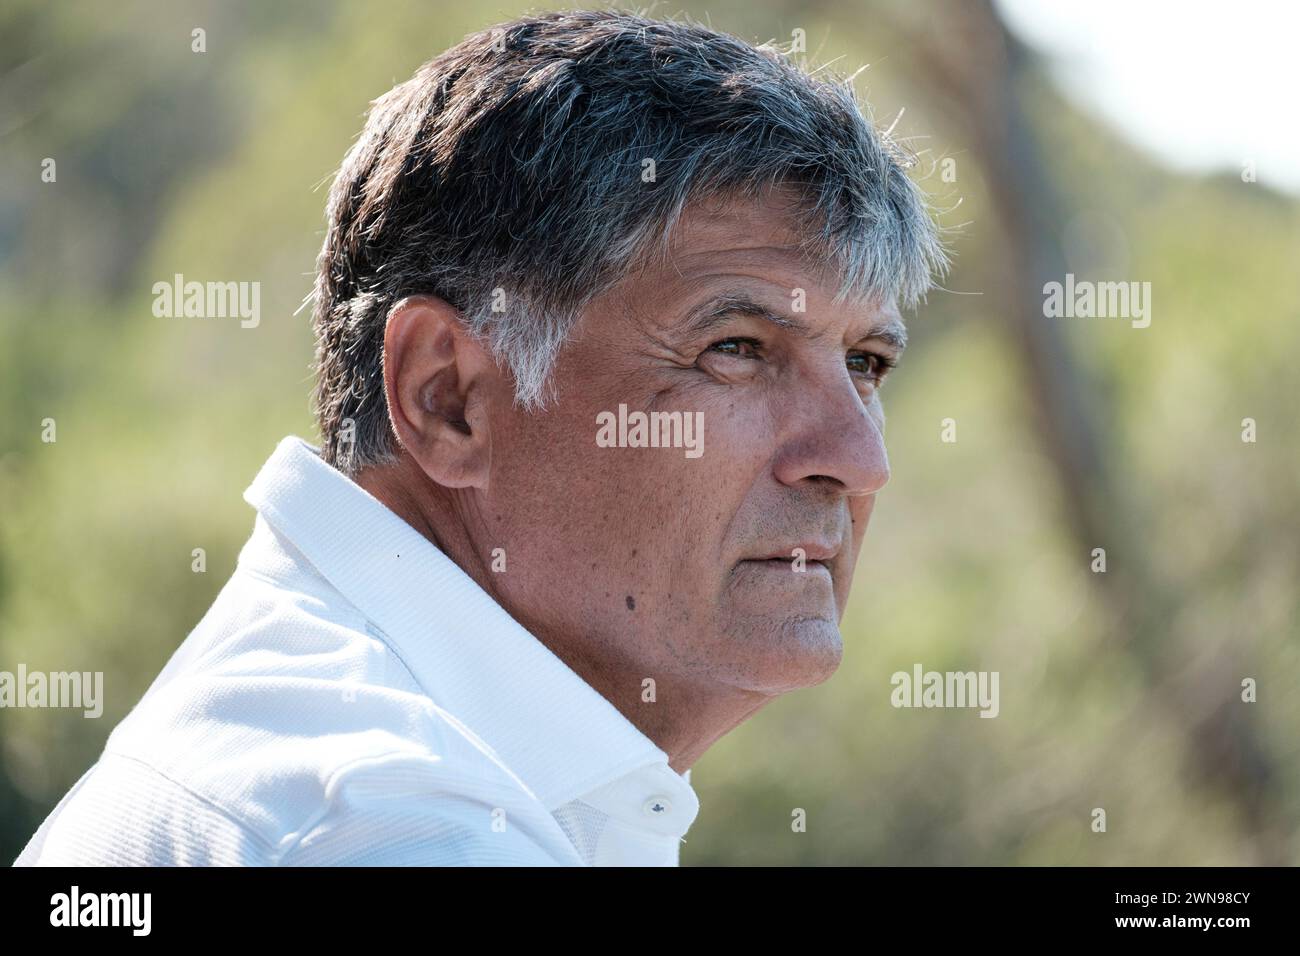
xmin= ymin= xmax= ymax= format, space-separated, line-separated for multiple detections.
xmin=14 ymin=436 xmax=699 ymax=866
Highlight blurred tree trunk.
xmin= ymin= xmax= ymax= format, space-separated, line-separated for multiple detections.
xmin=830 ymin=0 xmax=1283 ymax=862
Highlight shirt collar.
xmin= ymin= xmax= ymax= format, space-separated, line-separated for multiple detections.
xmin=242 ymin=436 xmax=698 ymax=833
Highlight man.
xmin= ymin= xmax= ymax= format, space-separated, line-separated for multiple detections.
xmin=16 ymin=8 xmax=944 ymax=866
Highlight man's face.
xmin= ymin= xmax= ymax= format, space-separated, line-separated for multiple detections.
xmin=479 ymin=189 xmax=903 ymax=695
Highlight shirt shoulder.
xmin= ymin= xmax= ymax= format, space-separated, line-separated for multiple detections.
xmin=17 ymin=546 xmax=580 ymax=866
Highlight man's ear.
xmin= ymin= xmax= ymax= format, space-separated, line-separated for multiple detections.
xmin=382 ymin=294 xmax=495 ymax=489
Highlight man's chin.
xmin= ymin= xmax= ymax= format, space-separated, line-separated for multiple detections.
xmin=725 ymin=614 xmax=844 ymax=693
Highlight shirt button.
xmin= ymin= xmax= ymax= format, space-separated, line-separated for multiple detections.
xmin=643 ymin=795 xmax=672 ymax=817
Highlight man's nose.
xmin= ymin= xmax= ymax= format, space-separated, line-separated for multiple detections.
xmin=770 ymin=374 xmax=890 ymax=497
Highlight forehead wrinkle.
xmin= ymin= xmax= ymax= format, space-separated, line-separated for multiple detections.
xmin=667 ymin=185 xmax=823 ymax=248
xmin=673 ymin=241 xmax=806 ymax=261
xmin=660 ymin=241 xmax=812 ymax=286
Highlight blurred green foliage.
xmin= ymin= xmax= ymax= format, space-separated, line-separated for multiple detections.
xmin=1 ymin=0 xmax=1296 ymax=864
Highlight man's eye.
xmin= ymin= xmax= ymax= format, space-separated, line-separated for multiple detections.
xmin=847 ymin=351 xmax=898 ymax=381
xmin=705 ymin=337 xmax=763 ymax=359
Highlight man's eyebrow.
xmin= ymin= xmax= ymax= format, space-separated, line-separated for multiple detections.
xmin=683 ymin=291 xmax=808 ymax=338
xmin=681 ymin=290 xmax=908 ymax=350
xmin=867 ymin=317 xmax=908 ymax=352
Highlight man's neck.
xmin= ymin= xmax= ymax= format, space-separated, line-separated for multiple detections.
xmin=355 ymin=458 xmax=773 ymax=775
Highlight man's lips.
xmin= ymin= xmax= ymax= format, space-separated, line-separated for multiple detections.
xmin=734 ymin=543 xmax=839 ymax=577
xmin=740 ymin=556 xmax=830 ymax=571
xmin=732 ymin=557 xmax=834 ymax=587
xmin=744 ymin=543 xmax=840 ymax=564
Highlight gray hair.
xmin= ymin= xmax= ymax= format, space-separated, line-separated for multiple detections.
xmin=311 ymin=7 xmax=948 ymax=475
